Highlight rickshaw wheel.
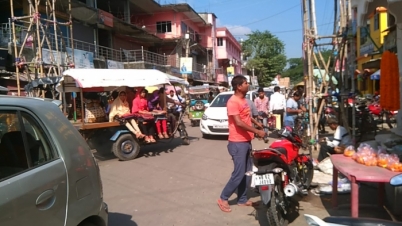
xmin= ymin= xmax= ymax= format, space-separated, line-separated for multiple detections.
xmin=112 ymin=134 xmax=141 ymax=161
xmin=181 ymin=129 xmax=190 ymax=145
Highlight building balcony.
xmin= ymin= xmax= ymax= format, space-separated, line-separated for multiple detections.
xmin=0 ymin=22 xmax=210 ymax=77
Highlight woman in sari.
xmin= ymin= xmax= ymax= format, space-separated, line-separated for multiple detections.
xmin=109 ymin=91 xmax=145 ymax=139
xmin=132 ymin=89 xmax=156 ymax=143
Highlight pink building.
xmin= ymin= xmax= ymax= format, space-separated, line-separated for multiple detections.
xmin=128 ymin=3 xmax=242 ymax=86
xmin=215 ymin=27 xmax=242 ymax=84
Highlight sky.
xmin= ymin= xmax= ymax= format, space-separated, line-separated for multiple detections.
xmin=163 ymin=0 xmax=335 ymax=59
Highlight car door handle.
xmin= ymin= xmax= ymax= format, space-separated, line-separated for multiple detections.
xmin=36 ymin=189 xmax=56 ymax=211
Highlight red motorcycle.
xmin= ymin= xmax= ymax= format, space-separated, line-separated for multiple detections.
xmin=248 ymin=127 xmax=313 ymax=226
xmin=368 ymin=102 xmax=397 ymax=128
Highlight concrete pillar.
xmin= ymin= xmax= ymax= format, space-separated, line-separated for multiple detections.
xmin=124 ymin=0 xmax=131 ymax=24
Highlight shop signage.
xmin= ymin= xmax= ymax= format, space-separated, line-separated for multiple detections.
xmin=98 ymin=9 xmax=113 ymax=27
xmin=66 ymin=47 xmax=94 ymax=69
xmin=179 ymin=57 xmax=193 ymax=74
xmin=384 ymin=30 xmax=396 ymax=51
xmin=360 ymin=42 xmax=375 ymax=56
xmin=107 ymin=60 xmax=124 ymax=69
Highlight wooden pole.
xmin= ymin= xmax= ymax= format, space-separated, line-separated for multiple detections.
xmin=68 ymin=0 xmax=74 ymax=65
xmin=9 ymin=1 xmax=21 ymax=96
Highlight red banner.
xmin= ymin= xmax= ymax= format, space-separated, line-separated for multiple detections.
xmin=98 ymin=9 xmax=113 ymax=27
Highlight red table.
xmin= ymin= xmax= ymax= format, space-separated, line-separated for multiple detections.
xmin=330 ymin=155 xmax=400 ymax=218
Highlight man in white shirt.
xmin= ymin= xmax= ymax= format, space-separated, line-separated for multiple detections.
xmin=317 ymin=118 xmax=353 ymax=162
xmin=269 ymin=86 xmax=286 ymax=128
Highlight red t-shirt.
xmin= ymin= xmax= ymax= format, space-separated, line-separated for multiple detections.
xmin=132 ymin=97 xmax=148 ymax=113
xmin=227 ymin=95 xmax=254 ymax=142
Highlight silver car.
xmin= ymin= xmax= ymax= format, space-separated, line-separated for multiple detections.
xmin=0 ymin=96 xmax=108 ymax=226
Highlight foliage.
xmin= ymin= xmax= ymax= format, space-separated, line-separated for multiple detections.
xmin=242 ymin=30 xmax=287 ymax=87
xmin=282 ymin=49 xmax=334 ymax=85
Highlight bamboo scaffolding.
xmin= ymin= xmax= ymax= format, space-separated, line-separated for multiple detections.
xmin=302 ymin=0 xmax=355 ymax=149
xmin=9 ymin=0 xmax=73 ymax=96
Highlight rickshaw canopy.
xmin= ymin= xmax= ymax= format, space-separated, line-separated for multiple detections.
xmin=56 ymin=69 xmax=172 ymax=92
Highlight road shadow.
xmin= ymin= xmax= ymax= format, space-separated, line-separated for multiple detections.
xmin=87 ymin=129 xmax=194 ymax=161
xmin=108 ymin=212 xmax=138 ymax=226
xmin=317 ymin=182 xmax=394 ymax=220
xmin=251 ymin=196 xmax=300 ymax=225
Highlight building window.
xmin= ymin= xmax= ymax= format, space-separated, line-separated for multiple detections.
xmin=181 ymin=22 xmax=187 ymax=35
xmin=156 ymin=21 xmax=172 ymax=33
xmin=373 ymin=14 xmax=379 ymax=31
xmin=217 ymin=38 xmax=223 ymax=46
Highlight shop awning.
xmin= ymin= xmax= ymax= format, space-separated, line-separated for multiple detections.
xmin=313 ymin=69 xmax=338 ymax=85
xmin=57 ymin=69 xmax=171 ymax=92
xmin=370 ymin=69 xmax=380 ymax=80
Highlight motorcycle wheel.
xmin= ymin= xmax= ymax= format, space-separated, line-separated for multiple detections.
xmin=298 ymin=161 xmax=314 ymax=189
xmin=266 ymin=174 xmax=288 ymax=226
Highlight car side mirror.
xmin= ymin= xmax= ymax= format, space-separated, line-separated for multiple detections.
xmin=204 ymin=103 xmax=210 ymax=108
xmin=390 ymin=174 xmax=402 ymax=186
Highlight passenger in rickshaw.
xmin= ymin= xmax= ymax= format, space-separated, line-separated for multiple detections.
xmin=108 ymin=91 xmax=145 ymax=139
xmin=148 ymin=89 xmax=169 ymax=139
xmin=167 ymin=90 xmax=185 ymax=133
xmin=208 ymin=91 xmax=214 ymax=103
xmin=132 ymin=89 xmax=157 ymax=143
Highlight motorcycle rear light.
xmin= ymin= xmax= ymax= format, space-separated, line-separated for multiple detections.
xmin=260 ymin=185 xmax=269 ymax=191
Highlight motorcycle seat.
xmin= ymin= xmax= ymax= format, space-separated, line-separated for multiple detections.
xmin=323 ymin=216 xmax=402 ymax=226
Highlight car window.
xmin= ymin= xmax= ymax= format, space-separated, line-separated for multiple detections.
xmin=0 ymin=110 xmax=55 ymax=181
xmin=265 ymin=91 xmax=273 ymax=100
xmin=210 ymin=94 xmax=232 ymax=107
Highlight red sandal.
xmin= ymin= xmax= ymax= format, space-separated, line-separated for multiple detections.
xmin=217 ymin=199 xmax=231 ymax=213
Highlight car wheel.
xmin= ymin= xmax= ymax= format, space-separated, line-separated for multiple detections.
xmin=112 ymin=134 xmax=141 ymax=161
xmin=202 ymin=133 xmax=210 ymax=139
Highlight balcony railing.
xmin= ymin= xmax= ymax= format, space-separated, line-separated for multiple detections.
xmin=0 ymin=22 xmax=209 ymax=74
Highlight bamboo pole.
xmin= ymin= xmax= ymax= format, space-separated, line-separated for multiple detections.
xmin=10 ymin=0 xmax=21 ymax=96
xmin=52 ymin=0 xmax=61 ymax=76
xmin=34 ymin=0 xmax=44 ymax=78
xmin=68 ymin=0 xmax=74 ymax=66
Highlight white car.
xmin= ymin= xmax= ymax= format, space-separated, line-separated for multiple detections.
xmin=200 ymin=91 xmax=254 ymax=136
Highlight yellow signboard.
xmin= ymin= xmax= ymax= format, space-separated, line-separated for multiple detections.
xmin=227 ymin=66 xmax=234 ymax=76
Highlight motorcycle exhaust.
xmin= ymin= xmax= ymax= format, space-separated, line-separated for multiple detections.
xmin=284 ymin=183 xmax=299 ymax=197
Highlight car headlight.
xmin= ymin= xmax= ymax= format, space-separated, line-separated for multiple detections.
xmin=202 ymin=114 xmax=208 ymax=120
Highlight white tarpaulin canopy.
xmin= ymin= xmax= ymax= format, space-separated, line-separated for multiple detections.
xmin=56 ymin=69 xmax=172 ymax=92
xmin=166 ymin=74 xmax=189 ymax=86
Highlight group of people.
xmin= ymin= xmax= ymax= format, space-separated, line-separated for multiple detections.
xmin=217 ymin=75 xmax=352 ymax=212
xmin=107 ymin=87 xmax=185 ymax=143
xmin=247 ymin=85 xmax=306 ymax=132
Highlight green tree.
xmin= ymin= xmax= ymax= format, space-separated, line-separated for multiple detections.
xmin=283 ymin=57 xmax=304 ymax=83
xmin=242 ymin=30 xmax=287 ymax=87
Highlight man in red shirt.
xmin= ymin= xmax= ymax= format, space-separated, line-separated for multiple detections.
xmin=217 ymin=75 xmax=266 ymax=213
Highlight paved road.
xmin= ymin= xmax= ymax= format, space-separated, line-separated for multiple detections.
xmin=97 ymin=121 xmax=330 ymax=226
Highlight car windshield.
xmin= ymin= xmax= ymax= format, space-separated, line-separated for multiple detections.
xmin=189 ymin=93 xmax=208 ymax=100
xmin=210 ymin=94 xmax=232 ymax=107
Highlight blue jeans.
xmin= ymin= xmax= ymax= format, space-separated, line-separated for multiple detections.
xmin=220 ymin=141 xmax=252 ymax=204
xmin=284 ymin=120 xmax=295 ymax=128
xmin=258 ymin=111 xmax=268 ymax=133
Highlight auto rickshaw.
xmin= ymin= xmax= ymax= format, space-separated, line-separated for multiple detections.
xmin=55 ymin=68 xmax=190 ymax=161
xmin=188 ymin=86 xmax=210 ymax=127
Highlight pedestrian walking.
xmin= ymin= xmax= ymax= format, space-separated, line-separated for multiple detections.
xmin=217 ymin=75 xmax=266 ymax=213
xmin=269 ymin=86 xmax=286 ymax=128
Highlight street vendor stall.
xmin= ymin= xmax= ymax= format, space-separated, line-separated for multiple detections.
xmin=55 ymin=69 xmax=190 ymax=161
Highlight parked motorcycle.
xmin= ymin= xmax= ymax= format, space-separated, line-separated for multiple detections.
xmin=247 ymin=126 xmax=314 ymax=226
xmin=304 ymin=173 xmax=402 ymax=226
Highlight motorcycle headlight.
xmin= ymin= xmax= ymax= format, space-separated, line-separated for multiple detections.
xmin=202 ymin=114 xmax=208 ymax=120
